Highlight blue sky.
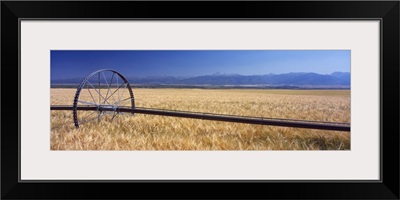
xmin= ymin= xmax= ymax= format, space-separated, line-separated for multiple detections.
xmin=51 ymin=50 xmax=350 ymax=79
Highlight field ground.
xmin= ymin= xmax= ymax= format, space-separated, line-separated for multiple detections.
xmin=51 ymin=88 xmax=350 ymax=150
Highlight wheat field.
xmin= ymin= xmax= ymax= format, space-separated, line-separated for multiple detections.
xmin=50 ymin=88 xmax=350 ymax=150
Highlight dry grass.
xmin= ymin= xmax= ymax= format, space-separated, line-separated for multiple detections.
xmin=51 ymin=88 xmax=350 ymax=150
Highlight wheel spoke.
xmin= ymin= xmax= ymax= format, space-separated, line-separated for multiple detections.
xmin=102 ymin=71 xmax=115 ymax=105
xmin=98 ymin=111 xmax=100 ymax=123
xmin=98 ymin=72 xmax=101 ymax=107
xmin=102 ymin=111 xmax=115 ymax=118
xmin=111 ymin=112 xmax=118 ymax=121
xmin=117 ymin=83 xmax=128 ymax=106
xmin=109 ymin=73 xmax=117 ymax=104
xmin=115 ymin=97 xmax=133 ymax=106
xmin=78 ymin=100 xmax=98 ymax=106
xmin=86 ymin=84 xmax=97 ymax=104
xmin=79 ymin=111 xmax=99 ymax=125
xmin=117 ymin=76 xmax=119 ymax=101
xmin=86 ymin=80 xmax=111 ymax=105
xmin=102 ymin=82 xmax=126 ymax=105
xmin=99 ymin=110 xmax=116 ymax=122
xmin=81 ymin=110 xmax=97 ymax=121
xmin=109 ymin=72 xmax=117 ymax=104
xmin=78 ymin=109 xmax=117 ymax=126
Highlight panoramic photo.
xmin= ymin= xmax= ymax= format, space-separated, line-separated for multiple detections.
xmin=50 ymin=50 xmax=351 ymax=150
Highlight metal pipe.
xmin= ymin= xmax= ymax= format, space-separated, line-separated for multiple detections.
xmin=50 ymin=105 xmax=350 ymax=132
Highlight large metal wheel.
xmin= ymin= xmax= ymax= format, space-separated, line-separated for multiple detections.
xmin=73 ymin=69 xmax=135 ymax=128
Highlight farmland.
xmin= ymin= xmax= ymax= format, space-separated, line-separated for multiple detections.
xmin=50 ymin=88 xmax=350 ymax=150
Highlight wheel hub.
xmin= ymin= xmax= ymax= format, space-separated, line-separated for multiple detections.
xmin=97 ymin=104 xmax=117 ymax=112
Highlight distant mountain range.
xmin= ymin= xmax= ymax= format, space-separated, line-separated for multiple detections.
xmin=51 ymin=72 xmax=350 ymax=88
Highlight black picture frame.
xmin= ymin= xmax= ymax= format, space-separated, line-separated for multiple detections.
xmin=2 ymin=1 xmax=399 ymax=199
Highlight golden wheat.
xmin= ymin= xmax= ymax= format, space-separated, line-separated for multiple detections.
xmin=50 ymin=88 xmax=350 ymax=150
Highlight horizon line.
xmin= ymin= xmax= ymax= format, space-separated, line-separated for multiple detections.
xmin=51 ymin=71 xmax=350 ymax=80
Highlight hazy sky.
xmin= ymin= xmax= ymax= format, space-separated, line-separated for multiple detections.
xmin=51 ymin=50 xmax=350 ymax=79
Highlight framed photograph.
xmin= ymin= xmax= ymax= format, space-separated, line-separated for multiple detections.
xmin=2 ymin=1 xmax=399 ymax=199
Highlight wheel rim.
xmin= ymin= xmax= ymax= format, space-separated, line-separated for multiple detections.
xmin=72 ymin=69 xmax=135 ymax=128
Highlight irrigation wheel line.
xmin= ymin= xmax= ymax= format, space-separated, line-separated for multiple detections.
xmin=72 ymin=69 xmax=135 ymax=128
xmin=51 ymin=105 xmax=350 ymax=132
xmin=51 ymin=69 xmax=350 ymax=132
